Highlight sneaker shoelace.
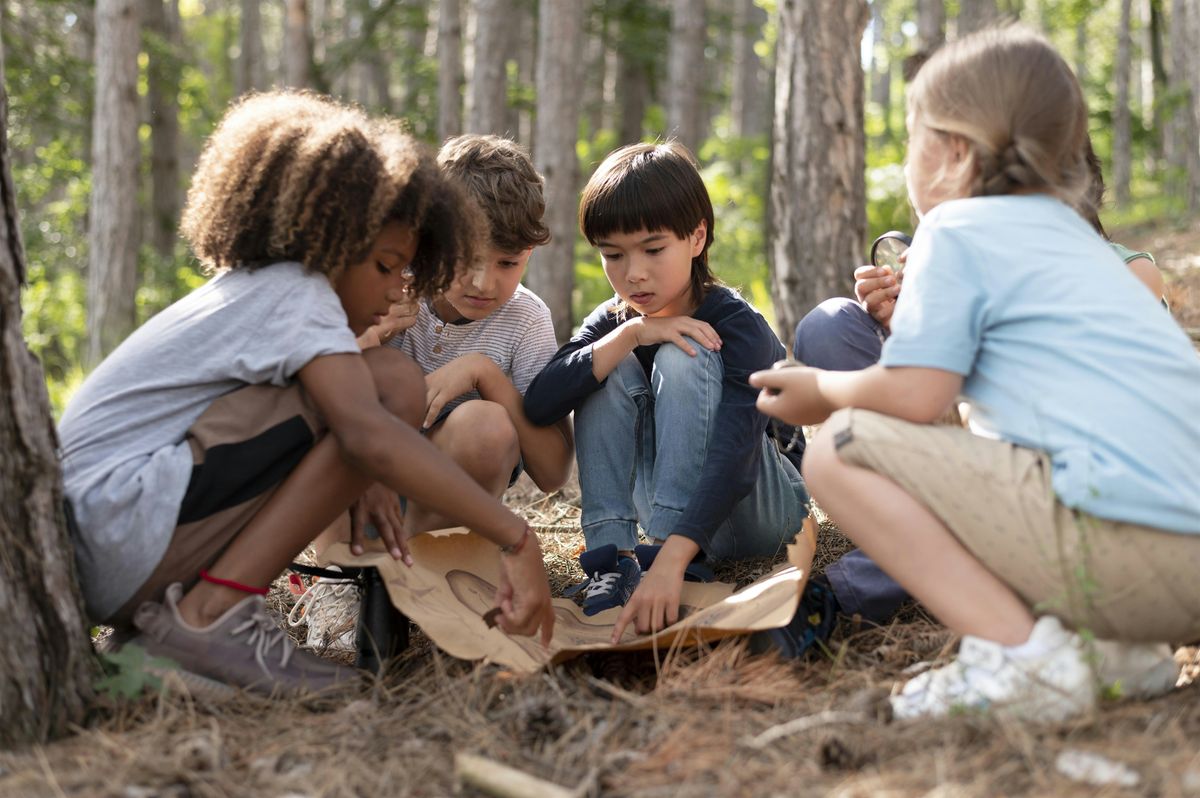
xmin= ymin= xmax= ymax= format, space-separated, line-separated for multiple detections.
xmin=287 ymin=579 xmax=357 ymax=628
xmin=584 ymin=571 xmax=622 ymax=600
xmin=233 ymin=608 xmax=298 ymax=679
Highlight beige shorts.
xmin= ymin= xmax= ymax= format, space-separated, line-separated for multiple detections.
xmin=107 ymin=383 xmax=324 ymax=627
xmin=827 ymin=408 xmax=1200 ymax=643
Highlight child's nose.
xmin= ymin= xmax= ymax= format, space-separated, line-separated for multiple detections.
xmin=468 ymin=263 xmax=490 ymax=291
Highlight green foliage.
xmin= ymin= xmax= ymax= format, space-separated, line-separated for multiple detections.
xmin=95 ymin=644 xmax=176 ymax=700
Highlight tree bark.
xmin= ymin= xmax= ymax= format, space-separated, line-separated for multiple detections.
xmin=437 ymin=0 xmax=464 ymax=141
xmin=769 ymin=0 xmax=869 ymax=337
xmin=466 ymin=0 xmax=512 ymax=134
xmin=88 ymin=0 xmax=142 ymax=366
xmin=917 ymin=0 xmax=944 ymax=51
xmin=615 ymin=1 xmax=650 ymax=145
xmin=668 ymin=0 xmax=705 ymax=151
xmin=236 ymin=0 xmax=264 ymax=95
xmin=1167 ymin=0 xmax=1200 ymax=208
xmin=0 ymin=29 xmax=95 ymax=749
xmin=1150 ymin=0 xmax=1167 ymax=163
xmin=145 ymin=0 xmax=182 ymax=259
xmin=730 ymin=0 xmax=766 ymax=139
xmin=284 ymin=0 xmax=312 ymax=89
xmin=1114 ymin=0 xmax=1134 ymax=206
xmin=1073 ymin=18 xmax=1088 ymax=91
xmin=530 ymin=0 xmax=584 ymax=342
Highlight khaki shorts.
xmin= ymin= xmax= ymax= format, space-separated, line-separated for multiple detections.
xmin=827 ymin=408 xmax=1200 ymax=642
xmin=107 ymin=383 xmax=324 ymax=627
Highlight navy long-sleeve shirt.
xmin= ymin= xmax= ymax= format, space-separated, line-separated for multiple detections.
xmin=524 ymin=286 xmax=803 ymax=549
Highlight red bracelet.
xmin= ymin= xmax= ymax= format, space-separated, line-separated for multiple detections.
xmin=200 ymin=570 xmax=269 ymax=595
xmin=498 ymin=525 xmax=533 ymax=556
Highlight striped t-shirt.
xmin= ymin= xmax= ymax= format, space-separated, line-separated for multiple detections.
xmin=387 ymin=284 xmax=558 ymax=414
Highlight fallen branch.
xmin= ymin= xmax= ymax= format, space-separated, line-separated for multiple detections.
xmin=454 ymin=753 xmax=581 ymax=798
xmin=741 ymin=710 xmax=870 ymax=749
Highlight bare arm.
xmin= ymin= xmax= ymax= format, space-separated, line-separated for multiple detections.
xmin=299 ymin=352 xmax=553 ymax=642
xmin=1125 ymin=256 xmax=1165 ymax=300
xmin=473 ymin=358 xmax=575 ymax=492
xmin=751 ymin=363 xmax=963 ymax=427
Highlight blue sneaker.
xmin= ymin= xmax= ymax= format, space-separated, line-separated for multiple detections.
xmin=749 ymin=577 xmax=840 ymax=659
xmin=571 ymin=544 xmax=641 ymax=616
xmin=633 ymin=543 xmax=715 ymax=582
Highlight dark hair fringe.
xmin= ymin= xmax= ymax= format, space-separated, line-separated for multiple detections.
xmin=579 ymin=141 xmax=717 ymax=314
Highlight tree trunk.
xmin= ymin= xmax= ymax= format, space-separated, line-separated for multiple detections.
xmin=88 ymin=0 xmax=142 ymax=366
xmin=284 ymin=0 xmax=312 ymax=89
xmin=1150 ymin=0 xmax=1167 ymax=163
xmin=869 ymin=0 xmax=892 ymax=143
xmin=917 ymin=0 xmax=944 ymax=51
xmin=437 ymin=0 xmax=464 ymax=141
xmin=1114 ymin=0 xmax=1134 ymax=207
xmin=236 ymin=0 xmax=264 ymax=95
xmin=667 ymin=0 xmax=705 ymax=151
xmin=615 ymin=2 xmax=649 ymax=145
xmin=730 ymin=0 xmax=766 ymax=139
xmin=145 ymin=0 xmax=182 ymax=259
xmin=393 ymin=0 xmax=427 ymax=115
xmin=1168 ymin=0 xmax=1200 ymax=209
xmin=0 ymin=29 xmax=95 ymax=750
xmin=1073 ymin=18 xmax=1088 ymax=92
xmin=530 ymin=0 xmax=584 ymax=343
xmin=769 ymin=0 xmax=869 ymax=337
xmin=511 ymin=5 xmax=536 ymax=146
xmin=956 ymin=0 xmax=998 ymax=36
xmin=583 ymin=12 xmax=608 ymax=137
xmin=466 ymin=0 xmax=512 ymax=134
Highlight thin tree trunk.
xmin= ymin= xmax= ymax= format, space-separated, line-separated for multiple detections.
xmin=511 ymin=5 xmax=535 ymax=146
xmin=668 ymin=0 xmax=705 ymax=151
xmin=769 ymin=0 xmax=869 ymax=337
xmin=88 ymin=0 xmax=142 ymax=366
xmin=1150 ymin=0 xmax=1167 ymax=163
xmin=615 ymin=3 xmax=649 ymax=145
xmin=917 ymin=0 xmax=944 ymax=51
xmin=730 ymin=0 xmax=766 ymax=139
xmin=236 ymin=0 xmax=264 ymax=95
xmin=1114 ymin=0 xmax=1134 ymax=206
xmin=583 ymin=12 xmax=608 ymax=137
xmin=284 ymin=0 xmax=312 ymax=89
xmin=0 ymin=18 xmax=95 ymax=749
xmin=145 ymin=0 xmax=182 ymax=258
xmin=437 ymin=0 xmax=464 ymax=141
xmin=1073 ymin=18 xmax=1088 ymax=91
xmin=530 ymin=0 xmax=584 ymax=342
xmin=1168 ymin=0 xmax=1200 ymax=208
xmin=466 ymin=0 xmax=512 ymax=134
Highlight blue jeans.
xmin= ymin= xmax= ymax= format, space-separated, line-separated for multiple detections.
xmin=574 ymin=340 xmax=809 ymax=560
xmin=792 ymin=298 xmax=911 ymax=624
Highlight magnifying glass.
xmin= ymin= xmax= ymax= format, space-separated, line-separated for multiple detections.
xmin=870 ymin=231 xmax=914 ymax=273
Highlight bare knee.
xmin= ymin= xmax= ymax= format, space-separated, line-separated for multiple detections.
xmin=440 ymin=401 xmax=519 ymax=477
xmin=361 ymin=347 xmax=424 ymax=428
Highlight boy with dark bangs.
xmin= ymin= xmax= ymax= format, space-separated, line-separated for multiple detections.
xmin=57 ymin=92 xmax=554 ymax=697
xmin=294 ymin=135 xmax=574 ymax=650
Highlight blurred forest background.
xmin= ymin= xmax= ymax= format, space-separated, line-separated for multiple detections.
xmin=6 ymin=0 xmax=1200 ymax=416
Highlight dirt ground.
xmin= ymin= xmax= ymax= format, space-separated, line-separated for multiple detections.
xmin=2 ymin=220 xmax=1198 ymax=798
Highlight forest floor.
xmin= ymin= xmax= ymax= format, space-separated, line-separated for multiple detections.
xmin=2 ymin=219 xmax=1198 ymax=798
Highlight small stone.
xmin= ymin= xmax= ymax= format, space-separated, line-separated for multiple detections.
xmin=1055 ymin=750 xmax=1140 ymax=788
xmin=1181 ymin=768 xmax=1200 ymax=794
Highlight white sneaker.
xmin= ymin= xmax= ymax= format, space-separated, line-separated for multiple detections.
xmin=286 ymin=568 xmax=359 ymax=653
xmin=890 ymin=616 xmax=1096 ymax=722
xmin=1090 ymin=639 xmax=1180 ymax=700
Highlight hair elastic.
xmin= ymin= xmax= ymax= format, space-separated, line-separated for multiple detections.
xmin=200 ymin=570 xmax=269 ymax=595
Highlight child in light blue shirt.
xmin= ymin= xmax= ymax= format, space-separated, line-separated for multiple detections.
xmin=753 ymin=27 xmax=1200 ymax=723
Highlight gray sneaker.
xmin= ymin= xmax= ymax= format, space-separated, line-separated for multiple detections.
xmin=131 ymin=582 xmax=358 ymax=698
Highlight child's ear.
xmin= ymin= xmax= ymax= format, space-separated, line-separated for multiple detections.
xmin=689 ymin=220 xmax=707 ymax=257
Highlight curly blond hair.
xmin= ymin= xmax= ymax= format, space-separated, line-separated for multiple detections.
xmin=180 ymin=91 xmax=481 ymax=299
xmin=437 ymin=134 xmax=550 ymax=254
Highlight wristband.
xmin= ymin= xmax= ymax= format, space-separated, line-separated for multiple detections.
xmin=499 ymin=524 xmax=533 ymax=556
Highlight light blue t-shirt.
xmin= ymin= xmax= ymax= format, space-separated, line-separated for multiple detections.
xmin=881 ymin=194 xmax=1200 ymax=534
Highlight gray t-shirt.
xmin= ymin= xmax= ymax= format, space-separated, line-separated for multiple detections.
xmin=58 ymin=262 xmax=359 ymax=621
xmin=387 ymin=284 xmax=558 ymax=413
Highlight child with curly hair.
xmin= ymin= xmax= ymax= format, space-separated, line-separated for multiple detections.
xmin=58 ymin=92 xmax=554 ymax=697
